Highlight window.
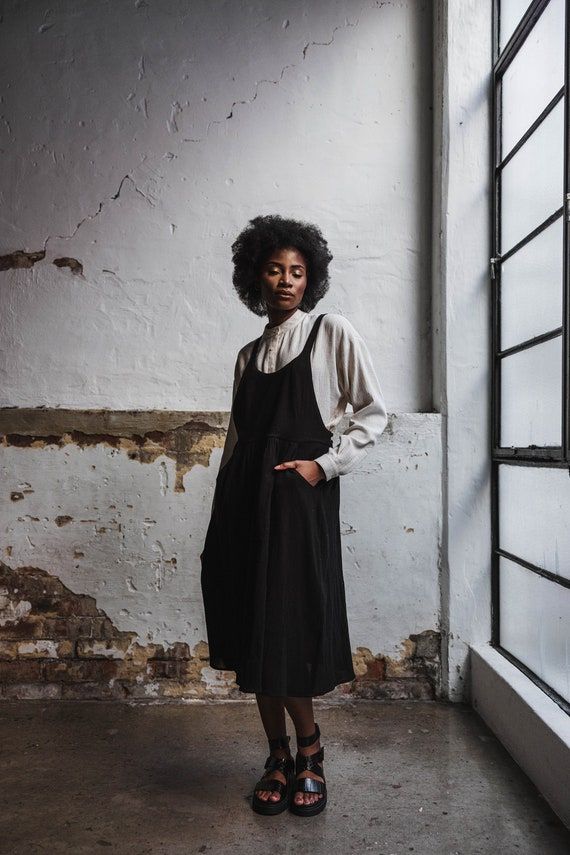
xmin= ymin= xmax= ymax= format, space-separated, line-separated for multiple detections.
xmin=491 ymin=0 xmax=570 ymax=713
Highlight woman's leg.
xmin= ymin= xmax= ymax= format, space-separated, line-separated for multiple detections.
xmin=283 ymin=696 xmax=325 ymax=807
xmin=254 ymin=693 xmax=290 ymax=802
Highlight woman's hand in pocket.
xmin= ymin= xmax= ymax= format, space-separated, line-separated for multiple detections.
xmin=273 ymin=459 xmax=325 ymax=487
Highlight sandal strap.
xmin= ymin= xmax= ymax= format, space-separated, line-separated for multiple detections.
xmin=295 ymin=745 xmax=324 ymax=777
xmin=296 ymin=721 xmax=320 ymax=748
xmin=268 ymin=734 xmax=291 ymax=751
xmin=294 ymin=776 xmax=326 ymax=795
xmin=254 ymin=777 xmax=288 ymax=796
xmin=264 ymin=753 xmax=293 ymax=774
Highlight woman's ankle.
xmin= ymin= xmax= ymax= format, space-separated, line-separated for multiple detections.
xmin=270 ymin=746 xmax=291 ymax=758
xmin=297 ymin=739 xmax=320 ymax=755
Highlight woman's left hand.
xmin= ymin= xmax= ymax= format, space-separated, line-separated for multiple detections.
xmin=273 ymin=459 xmax=325 ymax=487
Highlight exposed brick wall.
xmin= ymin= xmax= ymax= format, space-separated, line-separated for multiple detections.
xmin=0 ymin=562 xmax=440 ymax=701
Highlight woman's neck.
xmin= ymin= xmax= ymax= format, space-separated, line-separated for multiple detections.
xmin=266 ymin=307 xmax=300 ymax=328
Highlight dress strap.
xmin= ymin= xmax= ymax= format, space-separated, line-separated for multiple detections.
xmin=301 ymin=313 xmax=326 ymax=357
xmin=249 ymin=335 xmax=262 ymax=365
xmin=248 ymin=313 xmax=326 ymax=369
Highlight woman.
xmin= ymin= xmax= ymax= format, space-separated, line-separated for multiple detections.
xmin=200 ymin=214 xmax=388 ymax=817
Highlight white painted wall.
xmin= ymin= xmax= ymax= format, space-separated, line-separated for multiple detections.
xmin=0 ymin=0 xmax=432 ymax=412
xmin=432 ymin=0 xmax=492 ymax=700
xmin=1 ymin=2 xmax=441 ymax=678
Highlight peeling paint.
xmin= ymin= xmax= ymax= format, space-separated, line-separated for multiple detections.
xmin=0 ymin=408 xmax=228 ymax=493
xmin=0 ymin=587 xmax=32 ymax=626
xmin=0 ymin=250 xmax=45 ymax=271
xmin=53 ymin=257 xmax=84 ymax=275
xmin=0 ymin=562 xmax=440 ymax=701
xmin=351 ymin=631 xmax=440 ymax=700
xmin=0 ymin=561 xmax=217 ymax=699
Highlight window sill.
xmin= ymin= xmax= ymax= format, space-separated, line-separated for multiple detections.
xmin=470 ymin=641 xmax=570 ymax=829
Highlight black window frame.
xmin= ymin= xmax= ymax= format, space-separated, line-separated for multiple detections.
xmin=490 ymin=0 xmax=570 ymax=715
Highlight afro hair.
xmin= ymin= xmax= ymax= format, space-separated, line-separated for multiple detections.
xmin=231 ymin=214 xmax=333 ymax=316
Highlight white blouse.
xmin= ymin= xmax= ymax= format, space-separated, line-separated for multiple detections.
xmin=218 ymin=308 xmax=388 ymax=480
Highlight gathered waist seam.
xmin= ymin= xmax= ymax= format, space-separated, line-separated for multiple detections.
xmin=236 ymin=433 xmax=332 ymax=446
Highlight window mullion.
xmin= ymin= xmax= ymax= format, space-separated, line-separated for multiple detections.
xmin=563 ymin=0 xmax=570 ymax=465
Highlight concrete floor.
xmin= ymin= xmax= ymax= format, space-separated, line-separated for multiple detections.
xmin=0 ymin=699 xmax=568 ymax=855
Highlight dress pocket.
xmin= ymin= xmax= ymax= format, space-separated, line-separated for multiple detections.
xmin=290 ymin=467 xmax=317 ymax=490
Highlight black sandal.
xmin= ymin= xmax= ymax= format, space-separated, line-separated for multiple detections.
xmin=290 ymin=722 xmax=327 ymax=817
xmin=251 ymin=734 xmax=295 ymax=815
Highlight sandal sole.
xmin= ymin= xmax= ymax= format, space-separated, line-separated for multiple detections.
xmin=251 ymin=795 xmax=290 ymax=815
xmin=251 ymin=773 xmax=295 ymax=816
xmin=289 ymin=792 xmax=327 ymax=817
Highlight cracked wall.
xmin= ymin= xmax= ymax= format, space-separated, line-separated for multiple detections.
xmin=0 ymin=0 xmax=433 ymax=411
xmin=0 ymin=408 xmax=442 ymax=699
xmin=0 ymin=1 xmax=438 ymax=699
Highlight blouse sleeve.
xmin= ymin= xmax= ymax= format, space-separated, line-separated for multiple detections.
xmin=313 ymin=316 xmax=388 ymax=481
xmin=217 ymin=352 xmax=243 ymax=474
xmin=207 ymin=352 xmax=244 ymax=519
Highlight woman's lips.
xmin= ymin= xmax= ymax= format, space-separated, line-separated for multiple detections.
xmin=276 ymin=292 xmax=293 ymax=299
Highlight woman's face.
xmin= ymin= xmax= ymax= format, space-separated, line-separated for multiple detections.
xmin=258 ymin=246 xmax=307 ymax=312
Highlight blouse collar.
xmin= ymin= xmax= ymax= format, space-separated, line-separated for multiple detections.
xmin=262 ymin=307 xmax=306 ymax=338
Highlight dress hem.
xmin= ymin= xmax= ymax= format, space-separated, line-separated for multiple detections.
xmin=234 ymin=672 xmax=357 ymax=698
xmin=206 ymin=661 xmax=357 ymax=698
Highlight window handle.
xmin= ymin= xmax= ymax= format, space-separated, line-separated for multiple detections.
xmin=490 ymin=257 xmax=501 ymax=280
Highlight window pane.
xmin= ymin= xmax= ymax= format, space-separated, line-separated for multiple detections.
xmin=501 ymin=218 xmax=563 ymax=350
xmin=500 ymin=96 xmax=564 ymax=253
xmin=499 ymin=463 xmax=570 ymax=581
xmin=500 ymin=556 xmax=570 ymax=703
xmin=501 ymin=335 xmax=562 ymax=447
xmin=499 ymin=0 xmax=531 ymax=51
xmin=501 ymin=0 xmax=565 ymax=155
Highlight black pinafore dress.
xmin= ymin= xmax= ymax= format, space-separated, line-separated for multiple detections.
xmin=200 ymin=313 xmax=356 ymax=697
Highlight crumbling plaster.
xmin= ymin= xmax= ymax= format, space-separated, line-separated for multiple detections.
xmin=1 ymin=410 xmax=441 ymax=663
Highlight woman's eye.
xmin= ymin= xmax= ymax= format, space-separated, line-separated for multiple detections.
xmin=265 ymin=268 xmax=303 ymax=278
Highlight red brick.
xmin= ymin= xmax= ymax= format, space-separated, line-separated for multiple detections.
xmin=63 ymin=617 xmax=95 ymax=639
xmin=164 ymin=642 xmax=191 ymax=660
xmin=56 ymin=597 xmax=100 ymax=618
xmin=0 ymin=660 xmax=43 ymax=682
xmin=147 ymin=659 xmax=180 ymax=679
xmin=33 ymin=596 xmax=61 ymax=616
xmin=43 ymin=659 xmax=118 ymax=683
xmin=99 ymin=617 xmax=124 ymax=640
xmin=75 ymin=638 xmax=131 ymax=658
xmin=0 ymin=616 xmax=47 ymax=641
xmin=0 ymin=641 xmax=18 ymax=660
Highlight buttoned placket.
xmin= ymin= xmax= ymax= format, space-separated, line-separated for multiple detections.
xmin=266 ymin=326 xmax=280 ymax=372
xmin=261 ymin=309 xmax=304 ymax=373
